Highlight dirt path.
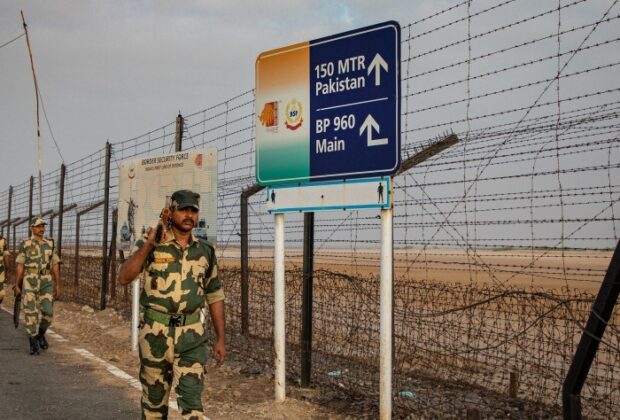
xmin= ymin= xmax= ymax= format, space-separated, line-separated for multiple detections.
xmin=1 ymin=295 xmax=350 ymax=420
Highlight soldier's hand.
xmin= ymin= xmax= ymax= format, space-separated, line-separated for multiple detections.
xmin=13 ymin=285 xmax=21 ymax=297
xmin=146 ymin=222 xmax=162 ymax=245
xmin=53 ymin=284 xmax=61 ymax=300
xmin=211 ymin=339 xmax=225 ymax=368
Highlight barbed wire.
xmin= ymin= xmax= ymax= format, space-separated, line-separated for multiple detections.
xmin=0 ymin=1 xmax=619 ymax=417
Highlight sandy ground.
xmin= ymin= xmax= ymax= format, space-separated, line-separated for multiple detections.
xmin=219 ymin=247 xmax=612 ymax=292
xmin=1 ymin=294 xmax=350 ymax=420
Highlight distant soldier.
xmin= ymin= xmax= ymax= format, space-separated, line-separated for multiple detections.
xmin=119 ymin=189 xmax=225 ymax=419
xmin=14 ymin=217 xmax=61 ymax=355
xmin=0 ymin=234 xmax=10 ymax=307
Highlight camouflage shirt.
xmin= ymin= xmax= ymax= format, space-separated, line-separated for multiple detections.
xmin=15 ymin=237 xmax=60 ymax=273
xmin=0 ymin=236 xmax=8 ymax=280
xmin=132 ymin=233 xmax=224 ymax=315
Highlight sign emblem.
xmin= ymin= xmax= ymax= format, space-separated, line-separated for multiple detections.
xmin=285 ymin=99 xmax=303 ymax=130
xmin=259 ymin=101 xmax=278 ymax=128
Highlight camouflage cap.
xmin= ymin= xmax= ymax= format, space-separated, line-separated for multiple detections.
xmin=30 ymin=217 xmax=46 ymax=227
xmin=170 ymin=189 xmax=200 ymax=210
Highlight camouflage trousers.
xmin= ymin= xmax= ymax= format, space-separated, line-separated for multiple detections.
xmin=0 ymin=272 xmax=5 ymax=301
xmin=139 ymin=317 xmax=207 ymax=420
xmin=22 ymin=274 xmax=54 ymax=337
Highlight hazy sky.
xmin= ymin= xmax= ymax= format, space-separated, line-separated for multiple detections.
xmin=0 ymin=0 xmax=430 ymax=188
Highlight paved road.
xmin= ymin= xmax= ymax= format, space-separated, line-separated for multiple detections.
xmin=0 ymin=305 xmax=141 ymax=419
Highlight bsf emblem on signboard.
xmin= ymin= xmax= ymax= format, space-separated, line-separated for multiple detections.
xmin=285 ymin=99 xmax=303 ymax=130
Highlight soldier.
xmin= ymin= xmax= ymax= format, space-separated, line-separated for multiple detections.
xmin=118 ymin=189 xmax=225 ymax=420
xmin=14 ymin=217 xmax=61 ymax=355
xmin=0 ymin=233 xmax=10 ymax=307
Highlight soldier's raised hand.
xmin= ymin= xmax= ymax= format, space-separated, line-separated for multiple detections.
xmin=146 ymin=221 xmax=164 ymax=245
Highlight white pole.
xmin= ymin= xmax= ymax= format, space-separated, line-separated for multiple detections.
xmin=380 ymin=207 xmax=393 ymax=419
xmin=131 ymin=278 xmax=140 ymax=351
xmin=274 ymin=212 xmax=286 ymax=402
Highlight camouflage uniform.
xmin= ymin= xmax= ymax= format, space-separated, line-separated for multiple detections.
xmin=0 ymin=235 xmax=9 ymax=302
xmin=132 ymin=232 xmax=224 ymax=420
xmin=15 ymin=235 xmax=60 ymax=337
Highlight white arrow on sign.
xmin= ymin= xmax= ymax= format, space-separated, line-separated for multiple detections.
xmin=359 ymin=114 xmax=388 ymax=146
xmin=367 ymin=53 xmax=388 ymax=86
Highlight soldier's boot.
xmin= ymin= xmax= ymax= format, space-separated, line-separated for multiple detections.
xmin=29 ymin=336 xmax=40 ymax=355
xmin=37 ymin=328 xmax=49 ymax=350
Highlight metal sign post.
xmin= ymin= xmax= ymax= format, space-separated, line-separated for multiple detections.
xmin=380 ymin=207 xmax=393 ymax=418
xmin=274 ymin=213 xmax=286 ymax=401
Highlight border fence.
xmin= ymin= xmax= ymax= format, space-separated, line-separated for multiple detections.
xmin=2 ymin=1 xmax=619 ymax=418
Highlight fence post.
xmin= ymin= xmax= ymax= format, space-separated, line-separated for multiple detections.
xmin=175 ymin=113 xmax=184 ymax=152
xmin=562 ymin=237 xmax=620 ymax=419
xmin=301 ymin=211 xmax=314 ymax=387
xmin=7 ymin=186 xmax=12 ymax=255
xmin=74 ymin=213 xmax=80 ymax=287
xmin=28 ymin=175 xmax=34 ymax=223
xmin=240 ymin=184 xmax=265 ymax=336
xmin=240 ymin=190 xmax=249 ymax=335
xmin=12 ymin=223 xmax=17 ymax=253
xmin=509 ymin=370 xmax=519 ymax=398
xmin=109 ymin=208 xmax=118 ymax=300
xmin=57 ymin=164 xmax=65 ymax=258
xmin=49 ymin=214 xmax=54 ymax=238
xmin=100 ymin=142 xmax=111 ymax=310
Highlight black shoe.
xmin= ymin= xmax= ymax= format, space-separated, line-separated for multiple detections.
xmin=37 ymin=330 xmax=49 ymax=350
xmin=29 ymin=336 xmax=40 ymax=355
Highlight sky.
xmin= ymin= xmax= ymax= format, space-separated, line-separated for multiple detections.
xmin=0 ymin=0 xmax=430 ymax=188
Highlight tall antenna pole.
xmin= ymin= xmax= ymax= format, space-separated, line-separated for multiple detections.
xmin=21 ymin=10 xmax=43 ymax=216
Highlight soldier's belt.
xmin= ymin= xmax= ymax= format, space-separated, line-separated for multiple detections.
xmin=25 ymin=267 xmax=51 ymax=275
xmin=144 ymin=308 xmax=201 ymax=327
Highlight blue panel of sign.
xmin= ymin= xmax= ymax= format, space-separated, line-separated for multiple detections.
xmin=309 ymin=21 xmax=400 ymax=180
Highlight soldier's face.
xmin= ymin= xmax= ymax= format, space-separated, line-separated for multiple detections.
xmin=30 ymin=225 xmax=45 ymax=237
xmin=171 ymin=206 xmax=199 ymax=233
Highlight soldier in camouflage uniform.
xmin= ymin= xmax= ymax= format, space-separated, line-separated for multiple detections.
xmin=119 ymin=189 xmax=225 ymax=420
xmin=0 ymin=234 xmax=10 ymax=307
xmin=14 ymin=217 xmax=61 ymax=355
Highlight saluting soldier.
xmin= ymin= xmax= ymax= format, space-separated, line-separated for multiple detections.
xmin=119 ymin=189 xmax=225 ymax=420
xmin=0 ymin=234 xmax=10 ymax=307
xmin=14 ymin=217 xmax=61 ymax=355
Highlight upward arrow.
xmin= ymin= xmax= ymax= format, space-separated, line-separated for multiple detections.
xmin=359 ymin=114 xmax=388 ymax=147
xmin=367 ymin=53 xmax=388 ymax=86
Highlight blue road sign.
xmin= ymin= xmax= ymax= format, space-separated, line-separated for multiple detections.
xmin=256 ymin=21 xmax=401 ymax=185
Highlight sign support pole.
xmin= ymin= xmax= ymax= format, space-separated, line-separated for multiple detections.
xmin=274 ymin=212 xmax=286 ymax=401
xmin=380 ymin=207 xmax=393 ymax=419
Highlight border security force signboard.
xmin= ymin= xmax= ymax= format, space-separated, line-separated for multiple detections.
xmin=117 ymin=148 xmax=218 ymax=252
xmin=256 ymin=21 xmax=401 ymax=186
